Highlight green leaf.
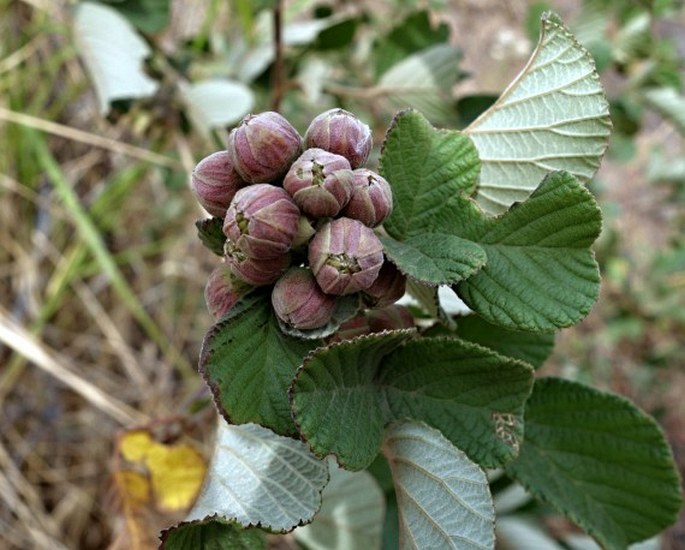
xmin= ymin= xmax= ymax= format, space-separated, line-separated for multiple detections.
xmin=455 ymin=171 xmax=602 ymax=332
xmin=381 ymin=110 xmax=480 ymax=240
xmin=161 ymin=519 xmax=266 ymax=550
xmin=465 ymin=13 xmax=611 ymax=215
xmin=196 ymin=218 xmax=226 ymax=257
xmin=291 ymin=333 xmax=534 ymax=470
xmin=73 ymin=2 xmax=159 ymax=114
xmin=506 ymin=378 xmax=683 ymax=550
xmin=380 ymin=234 xmax=486 ymax=286
xmin=180 ymin=79 xmax=254 ymax=138
xmin=377 ymin=45 xmax=462 ymax=125
xmin=181 ymin=420 xmax=329 ymax=533
xmin=455 ymin=314 xmax=555 ymax=369
xmin=291 ymin=332 xmax=411 ymax=471
xmin=200 ymin=291 xmax=320 ymax=436
xmin=294 ymin=459 xmax=385 ymax=550
xmin=383 ymin=421 xmax=495 ymax=550
xmin=374 ymin=10 xmax=450 ymax=77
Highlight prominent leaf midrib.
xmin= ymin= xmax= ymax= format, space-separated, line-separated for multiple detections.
xmin=391 ymin=456 xmax=490 ymax=521
xmin=469 ymin=114 xmax=611 ymax=135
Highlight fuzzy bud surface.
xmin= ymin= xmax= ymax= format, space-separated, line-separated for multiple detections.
xmin=228 ymin=111 xmax=302 ymax=183
xmin=362 ymin=261 xmax=406 ymax=307
xmin=271 ymin=267 xmax=336 ymax=330
xmin=204 ymin=264 xmax=252 ymax=320
xmin=283 ymin=148 xmax=353 ymax=218
xmin=308 ymin=217 xmax=384 ymax=295
xmin=342 ymin=169 xmax=393 ymax=227
xmin=304 ymin=109 xmax=372 ymax=169
xmin=224 ymin=240 xmax=290 ymax=286
xmin=191 ymin=151 xmax=246 ymax=217
xmin=223 ymin=184 xmax=300 ymax=259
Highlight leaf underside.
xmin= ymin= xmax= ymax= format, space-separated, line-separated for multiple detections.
xmin=465 ymin=13 xmax=611 ymax=215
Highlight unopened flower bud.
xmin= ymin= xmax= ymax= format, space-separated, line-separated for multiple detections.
xmin=204 ymin=264 xmax=252 ymax=320
xmin=366 ymin=305 xmax=414 ymax=333
xmin=272 ymin=267 xmax=336 ymax=330
xmin=283 ymin=148 xmax=353 ymax=218
xmin=225 ymin=240 xmax=290 ymax=286
xmin=223 ymin=184 xmax=300 ymax=259
xmin=342 ymin=169 xmax=393 ymax=227
xmin=304 ymin=109 xmax=372 ymax=168
xmin=191 ymin=151 xmax=246 ymax=217
xmin=228 ymin=111 xmax=302 ymax=183
xmin=308 ymin=218 xmax=384 ymax=295
xmin=362 ymin=261 xmax=406 ymax=307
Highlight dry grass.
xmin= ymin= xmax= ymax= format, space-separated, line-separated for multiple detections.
xmin=1 ymin=0 xmax=683 ymax=548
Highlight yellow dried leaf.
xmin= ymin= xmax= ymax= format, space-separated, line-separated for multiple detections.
xmin=118 ymin=429 xmax=206 ymax=513
xmin=114 ymin=470 xmax=150 ymax=507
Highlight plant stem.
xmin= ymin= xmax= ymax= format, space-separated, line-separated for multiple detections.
xmin=271 ymin=0 xmax=285 ymax=112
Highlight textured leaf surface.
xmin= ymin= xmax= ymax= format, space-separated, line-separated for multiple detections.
xmin=465 ymin=13 xmax=611 ymax=215
xmin=381 ymin=110 xmax=480 ymax=240
xmin=161 ymin=519 xmax=266 ymax=550
xmin=506 ymin=378 xmax=683 ymax=549
xmin=291 ymin=333 xmax=533 ymax=470
xmin=196 ymin=217 xmax=226 ymax=257
xmin=455 ymin=171 xmax=602 ymax=332
xmin=294 ymin=460 xmax=385 ymax=550
xmin=184 ymin=420 xmax=329 ymax=532
xmin=455 ymin=315 xmax=554 ymax=369
xmin=381 ymin=234 xmax=486 ymax=286
xmin=180 ymin=79 xmax=254 ymax=138
xmin=73 ymin=2 xmax=158 ymax=114
xmin=383 ymin=421 xmax=495 ymax=550
xmin=200 ymin=291 xmax=320 ymax=436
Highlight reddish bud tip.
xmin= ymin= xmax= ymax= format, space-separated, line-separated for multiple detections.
xmin=304 ymin=109 xmax=372 ymax=169
xmin=342 ymin=169 xmax=393 ymax=227
xmin=362 ymin=261 xmax=406 ymax=308
xmin=224 ymin=240 xmax=291 ymax=286
xmin=204 ymin=264 xmax=252 ymax=320
xmin=191 ymin=151 xmax=246 ymax=217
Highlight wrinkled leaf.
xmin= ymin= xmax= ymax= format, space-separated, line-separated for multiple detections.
xmin=465 ymin=13 xmax=611 ymax=214
xmin=291 ymin=332 xmax=534 ymax=470
xmin=199 ymin=291 xmax=320 ymax=437
xmin=455 ymin=171 xmax=602 ymax=332
xmin=73 ymin=2 xmax=159 ymax=114
xmin=455 ymin=315 xmax=554 ymax=369
xmin=381 ymin=234 xmax=486 ymax=286
xmin=161 ymin=518 xmax=266 ymax=550
xmin=183 ymin=420 xmax=329 ymax=532
xmin=294 ymin=459 xmax=385 ymax=550
xmin=383 ymin=421 xmax=495 ymax=550
xmin=506 ymin=378 xmax=683 ymax=549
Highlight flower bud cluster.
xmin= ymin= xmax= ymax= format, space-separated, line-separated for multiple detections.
xmin=193 ymin=109 xmax=405 ymax=329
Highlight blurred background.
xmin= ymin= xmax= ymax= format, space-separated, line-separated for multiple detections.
xmin=1 ymin=0 xmax=683 ymax=548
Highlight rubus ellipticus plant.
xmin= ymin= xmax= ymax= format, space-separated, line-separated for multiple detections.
xmin=163 ymin=13 xmax=682 ymax=550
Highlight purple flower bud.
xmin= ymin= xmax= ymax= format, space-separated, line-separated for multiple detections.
xmin=224 ymin=240 xmax=291 ymax=286
xmin=308 ymin=218 xmax=384 ymax=295
xmin=342 ymin=169 xmax=393 ymax=227
xmin=191 ymin=151 xmax=247 ymax=217
xmin=283 ymin=148 xmax=353 ymax=218
xmin=223 ymin=184 xmax=300 ymax=259
xmin=227 ymin=112 xmax=302 ymax=183
xmin=362 ymin=261 xmax=406 ymax=307
xmin=272 ymin=267 xmax=337 ymax=330
xmin=366 ymin=305 xmax=414 ymax=333
xmin=304 ymin=109 xmax=372 ymax=169
xmin=204 ymin=264 xmax=252 ymax=320
xmin=328 ymin=315 xmax=371 ymax=343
